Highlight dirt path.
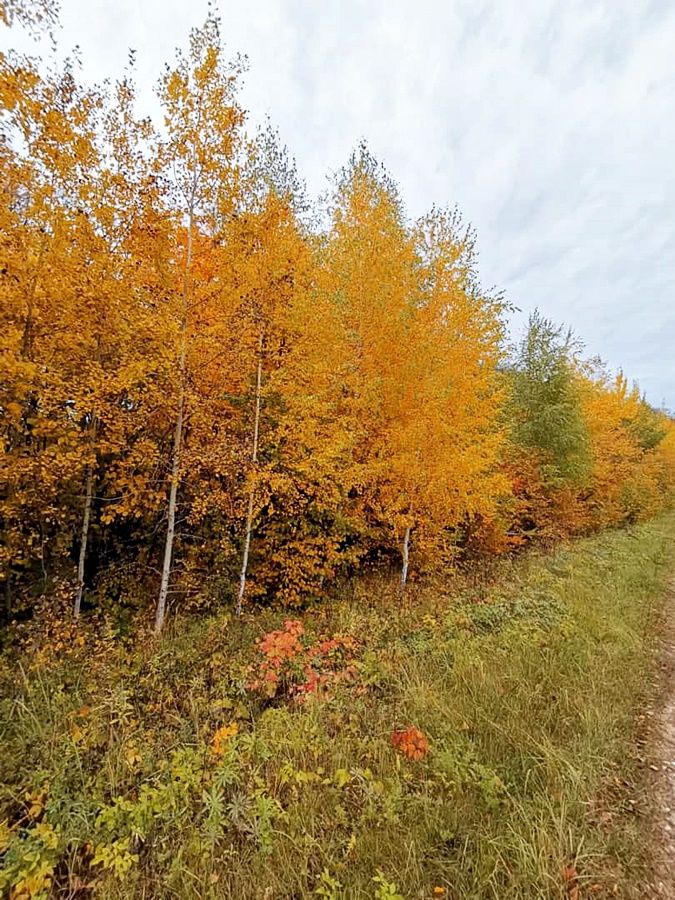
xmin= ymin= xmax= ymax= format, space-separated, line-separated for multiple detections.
xmin=644 ymin=578 xmax=675 ymax=897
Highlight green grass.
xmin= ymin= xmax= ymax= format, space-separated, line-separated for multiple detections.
xmin=2 ymin=515 xmax=674 ymax=898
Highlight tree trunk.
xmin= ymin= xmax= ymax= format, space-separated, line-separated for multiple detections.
xmin=155 ymin=200 xmax=194 ymax=634
xmin=400 ymin=525 xmax=411 ymax=589
xmin=74 ymin=462 xmax=94 ymax=616
xmin=236 ymin=334 xmax=263 ymax=616
xmin=155 ymin=363 xmax=185 ymax=634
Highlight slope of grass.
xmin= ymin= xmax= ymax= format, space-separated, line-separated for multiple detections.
xmin=2 ymin=515 xmax=674 ymax=899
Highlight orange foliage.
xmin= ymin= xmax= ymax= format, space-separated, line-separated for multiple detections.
xmin=391 ymin=726 xmax=430 ymax=761
xmin=1 ymin=14 xmax=673 ymax=626
xmin=247 ymin=620 xmax=359 ymax=701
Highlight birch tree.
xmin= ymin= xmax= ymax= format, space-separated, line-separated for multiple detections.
xmin=153 ymin=18 xmax=244 ymax=632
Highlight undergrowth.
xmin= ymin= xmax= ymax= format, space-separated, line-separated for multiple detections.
xmin=1 ymin=515 xmax=674 ymax=898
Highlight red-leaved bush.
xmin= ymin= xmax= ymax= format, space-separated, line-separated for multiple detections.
xmin=391 ymin=726 xmax=429 ymax=760
xmin=247 ymin=619 xmax=359 ymax=701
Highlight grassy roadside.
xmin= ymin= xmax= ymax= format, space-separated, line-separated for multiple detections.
xmin=2 ymin=514 xmax=675 ymax=899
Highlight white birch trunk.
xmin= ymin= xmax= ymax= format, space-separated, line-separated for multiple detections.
xmin=400 ymin=525 xmax=411 ymax=589
xmin=155 ymin=201 xmax=193 ymax=634
xmin=74 ymin=461 xmax=94 ymax=617
xmin=155 ymin=365 xmax=185 ymax=634
xmin=236 ymin=335 xmax=263 ymax=615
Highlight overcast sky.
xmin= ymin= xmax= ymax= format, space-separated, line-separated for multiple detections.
xmin=5 ymin=0 xmax=674 ymax=408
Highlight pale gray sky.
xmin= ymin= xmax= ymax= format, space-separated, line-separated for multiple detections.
xmin=5 ymin=0 xmax=675 ymax=408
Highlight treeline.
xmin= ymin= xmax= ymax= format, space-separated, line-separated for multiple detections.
xmin=2 ymin=18 xmax=674 ymax=630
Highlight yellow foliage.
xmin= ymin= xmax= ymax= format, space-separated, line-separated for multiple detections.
xmin=0 ymin=14 xmax=672 ymax=621
xmin=211 ymin=721 xmax=239 ymax=756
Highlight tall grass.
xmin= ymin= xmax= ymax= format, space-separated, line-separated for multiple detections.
xmin=1 ymin=516 xmax=674 ymax=898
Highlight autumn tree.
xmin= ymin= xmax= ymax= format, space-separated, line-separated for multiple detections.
xmin=580 ymin=370 xmax=674 ymax=528
xmin=152 ymin=17 xmax=244 ymax=632
xmin=225 ymin=196 xmax=311 ymax=612
xmin=407 ymin=208 xmax=508 ymax=570
xmin=1 ymin=11 xmax=673 ymax=625
xmin=318 ymin=147 xmax=421 ymax=580
xmin=0 ymin=54 xmax=109 ymax=608
xmin=305 ymin=149 xmax=507 ymax=585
